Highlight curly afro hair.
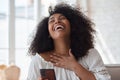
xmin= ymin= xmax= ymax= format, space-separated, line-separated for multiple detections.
xmin=29 ymin=3 xmax=95 ymax=60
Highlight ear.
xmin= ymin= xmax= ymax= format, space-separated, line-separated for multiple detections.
xmin=69 ymin=49 xmax=74 ymax=57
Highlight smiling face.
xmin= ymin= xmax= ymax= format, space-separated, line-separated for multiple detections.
xmin=48 ymin=13 xmax=71 ymax=40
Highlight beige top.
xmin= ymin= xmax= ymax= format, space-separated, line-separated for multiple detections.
xmin=27 ymin=48 xmax=111 ymax=80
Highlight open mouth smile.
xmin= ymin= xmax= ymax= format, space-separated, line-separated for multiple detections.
xmin=54 ymin=25 xmax=65 ymax=31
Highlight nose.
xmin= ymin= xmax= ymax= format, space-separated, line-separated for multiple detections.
xmin=54 ymin=18 xmax=60 ymax=24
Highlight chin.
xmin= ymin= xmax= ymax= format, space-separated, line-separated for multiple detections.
xmin=53 ymin=35 xmax=69 ymax=40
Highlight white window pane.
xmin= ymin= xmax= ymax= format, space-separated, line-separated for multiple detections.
xmin=15 ymin=0 xmax=35 ymax=48
xmin=15 ymin=49 xmax=31 ymax=80
xmin=15 ymin=18 xmax=29 ymax=48
xmin=15 ymin=18 xmax=35 ymax=48
xmin=0 ymin=0 xmax=9 ymax=65
xmin=0 ymin=49 xmax=8 ymax=64
xmin=0 ymin=0 xmax=8 ymax=13
xmin=0 ymin=17 xmax=8 ymax=48
xmin=15 ymin=0 xmax=34 ymax=79
xmin=0 ymin=0 xmax=8 ymax=48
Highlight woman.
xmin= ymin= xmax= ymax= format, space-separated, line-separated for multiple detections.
xmin=27 ymin=3 xmax=111 ymax=80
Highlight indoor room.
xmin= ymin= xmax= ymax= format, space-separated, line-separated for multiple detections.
xmin=0 ymin=0 xmax=120 ymax=80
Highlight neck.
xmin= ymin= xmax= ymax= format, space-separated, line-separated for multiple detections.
xmin=53 ymin=38 xmax=70 ymax=56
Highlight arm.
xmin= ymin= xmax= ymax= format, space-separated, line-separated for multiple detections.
xmin=71 ymin=62 xmax=96 ymax=80
xmin=84 ymin=49 xmax=111 ymax=80
xmin=50 ymin=49 xmax=111 ymax=80
xmin=50 ymin=50 xmax=96 ymax=80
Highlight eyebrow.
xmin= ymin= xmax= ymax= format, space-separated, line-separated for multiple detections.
xmin=49 ymin=16 xmax=54 ymax=21
xmin=49 ymin=14 xmax=65 ymax=20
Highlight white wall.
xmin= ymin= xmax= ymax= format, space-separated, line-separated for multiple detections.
xmin=90 ymin=0 xmax=120 ymax=64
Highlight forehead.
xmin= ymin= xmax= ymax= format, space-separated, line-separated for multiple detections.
xmin=49 ymin=13 xmax=65 ymax=19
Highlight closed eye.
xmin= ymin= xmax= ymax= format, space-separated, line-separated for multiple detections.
xmin=49 ymin=19 xmax=55 ymax=23
xmin=59 ymin=16 xmax=67 ymax=20
xmin=48 ymin=16 xmax=55 ymax=23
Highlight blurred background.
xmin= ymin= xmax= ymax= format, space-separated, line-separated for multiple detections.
xmin=0 ymin=0 xmax=120 ymax=79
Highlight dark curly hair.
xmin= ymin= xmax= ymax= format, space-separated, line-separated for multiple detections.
xmin=29 ymin=3 xmax=95 ymax=60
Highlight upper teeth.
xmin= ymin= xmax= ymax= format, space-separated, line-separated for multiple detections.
xmin=54 ymin=25 xmax=64 ymax=31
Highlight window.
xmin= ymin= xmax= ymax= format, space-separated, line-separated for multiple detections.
xmin=0 ymin=0 xmax=120 ymax=79
xmin=0 ymin=0 xmax=9 ymax=65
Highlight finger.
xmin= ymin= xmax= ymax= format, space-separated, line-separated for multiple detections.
xmin=50 ymin=58 xmax=59 ymax=63
xmin=50 ymin=54 xmax=62 ymax=61
xmin=50 ymin=55 xmax=62 ymax=64
xmin=52 ymin=53 xmax=63 ymax=58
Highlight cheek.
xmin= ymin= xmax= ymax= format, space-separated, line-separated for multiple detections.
xmin=48 ymin=25 xmax=53 ymax=35
xmin=66 ymin=22 xmax=71 ymax=31
xmin=48 ymin=25 xmax=50 ymax=32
